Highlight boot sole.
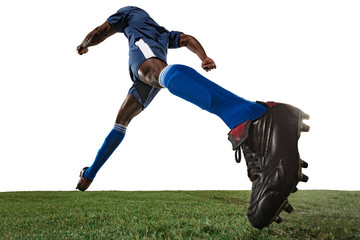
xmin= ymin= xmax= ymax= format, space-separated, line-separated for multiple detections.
xmin=267 ymin=105 xmax=310 ymax=226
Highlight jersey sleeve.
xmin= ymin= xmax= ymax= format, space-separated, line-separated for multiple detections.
xmin=168 ymin=31 xmax=182 ymax=49
xmin=107 ymin=7 xmax=130 ymax=33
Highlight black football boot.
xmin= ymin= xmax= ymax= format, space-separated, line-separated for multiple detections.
xmin=228 ymin=101 xmax=310 ymax=229
xmin=76 ymin=167 xmax=93 ymax=192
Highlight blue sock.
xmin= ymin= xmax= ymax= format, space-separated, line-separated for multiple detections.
xmin=159 ymin=64 xmax=266 ymax=129
xmin=84 ymin=124 xmax=126 ymax=180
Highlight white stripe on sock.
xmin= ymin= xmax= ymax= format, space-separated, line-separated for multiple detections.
xmin=113 ymin=124 xmax=127 ymax=133
xmin=159 ymin=65 xmax=173 ymax=88
xmin=135 ymin=39 xmax=155 ymax=59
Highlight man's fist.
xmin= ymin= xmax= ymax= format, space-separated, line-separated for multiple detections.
xmin=77 ymin=45 xmax=88 ymax=55
xmin=202 ymin=57 xmax=216 ymax=72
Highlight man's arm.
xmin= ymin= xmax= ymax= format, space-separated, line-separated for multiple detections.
xmin=77 ymin=21 xmax=116 ymax=55
xmin=178 ymin=33 xmax=216 ymax=72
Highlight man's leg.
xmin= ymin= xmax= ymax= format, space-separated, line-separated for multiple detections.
xmin=138 ymin=59 xmax=266 ymax=130
xmin=76 ymin=94 xmax=143 ymax=191
xmin=85 ymin=94 xmax=143 ymax=179
xmin=138 ymin=59 xmax=309 ymax=228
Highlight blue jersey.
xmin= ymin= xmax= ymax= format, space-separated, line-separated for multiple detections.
xmin=107 ymin=6 xmax=182 ymax=74
xmin=106 ymin=6 xmax=182 ymax=108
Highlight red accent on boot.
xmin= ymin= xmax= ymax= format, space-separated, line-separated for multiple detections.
xmin=266 ymin=101 xmax=278 ymax=108
xmin=229 ymin=121 xmax=247 ymax=141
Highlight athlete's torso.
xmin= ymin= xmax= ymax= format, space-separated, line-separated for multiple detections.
xmin=107 ymin=6 xmax=181 ymax=61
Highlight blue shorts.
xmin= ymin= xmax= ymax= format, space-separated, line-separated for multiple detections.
xmin=127 ymin=39 xmax=165 ymax=109
xmin=128 ymin=70 xmax=161 ymax=109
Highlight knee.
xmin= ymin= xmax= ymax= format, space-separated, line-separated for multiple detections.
xmin=138 ymin=59 xmax=167 ymax=88
xmin=148 ymin=69 xmax=163 ymax=87
xmin=144 ymin=68 xmax=164 ymax=88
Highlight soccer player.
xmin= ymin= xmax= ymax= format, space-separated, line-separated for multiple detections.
xmin=76 ymin=6 xmax=310 ymax=229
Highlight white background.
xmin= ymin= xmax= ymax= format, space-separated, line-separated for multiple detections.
xmin=0 ymin=0 xmax=359 ymax=191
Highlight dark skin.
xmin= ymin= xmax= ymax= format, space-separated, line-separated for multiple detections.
xmin=77 ymin=21 xmax=216 ymax=126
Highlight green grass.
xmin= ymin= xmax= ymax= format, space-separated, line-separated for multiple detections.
xmin=0 ymin=190 xmax=359 ymax=239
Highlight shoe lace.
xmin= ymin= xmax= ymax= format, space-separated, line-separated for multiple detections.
xmin=235 ymin=147 xmax=242 ymax=163
xmin=237 ymin=143 xmax=261 ymax=181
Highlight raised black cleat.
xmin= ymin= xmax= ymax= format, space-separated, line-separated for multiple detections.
xmin=302 ymin=113 xmax=310 ymax=120
xmin=228 ymin=101 xmax=310 ymax=229
xmin=274 ymin=216 xmax=283 ymax=224
xmin=300 ymin=123 xmax=310 ymax=132
xmin=301 ymin=159 xmax=308 ymax=168
xmin=299 ymin=173 xmax=309 ymax=182
xmin=284 ymin=202 xmax=294 ymax=213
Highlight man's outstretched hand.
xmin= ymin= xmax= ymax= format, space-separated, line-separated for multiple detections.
xmin=202 ymin=57 xmax=216 ymax=72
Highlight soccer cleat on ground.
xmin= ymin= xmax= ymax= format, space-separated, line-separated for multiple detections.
xmin=228 ymin=101 xmax=310 ymax=229
xmin=76 ymin=167 xmax=93 ymax=192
